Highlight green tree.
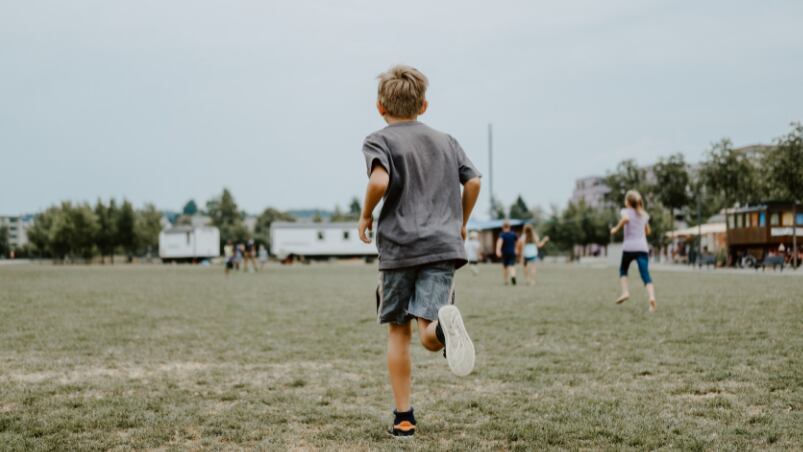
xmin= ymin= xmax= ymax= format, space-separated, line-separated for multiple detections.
xmin=0 ymin=225 xmax=9 ymax=258
xmin=39 ymin=202 xmax=99 ymax=262
xmin=646 ymin=204 xmax=674 ymax=250
xmin=183 ymin=199 xmax=198 ymax=216
xmin=94 ymin=199 xmax=118 ymax=264
xmin=117 ymin=200 xmax=138 ymax=260
xmin=27 ymin=208 xmax=57 ymax=258
xmin=542 ymin=206 xmax=572 ymax=253
xmin=136 ymin=203 xmax=163 ymax=258
xmin=765 ymin=122 xmax=803 ymax=201
xmin=349 ymin=197 xmax=362 ymax=220
xmin=653 ymin=153 xmax=690 ymax=226
xmin=605 ymin=159 xmax=652 ymax=207
xmin=254 ymin=207 xmax=295 ymax=250
xmin=207 ymin=188 xmax=248 ymax=247
xmin=700 ymin=138 xmax=762 ymax=207
xmin=509 ymin=195 xmax=533 ymax=220
xmin=68 ymin=202 xmax=100 ymax=261
xmin=48 ymin=203 xmax=74 ymax=261
xmin=684 ymin=173 xmax=722 ymax=227
xmin=542 ymin=202 xmax=615 ymax=259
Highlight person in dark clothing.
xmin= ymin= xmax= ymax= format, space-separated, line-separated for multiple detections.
xmin=495 ymin=221 xmax=519 ymax=285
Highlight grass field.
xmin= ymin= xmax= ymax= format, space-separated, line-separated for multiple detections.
xmin=0 ymin=263 xmax=801 ymax=451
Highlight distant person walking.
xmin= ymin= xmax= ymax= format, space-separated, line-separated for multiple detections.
xmin=258 ymin=244 xmax=268 ymax=269
xmin=465 ymin=231 xmax=482 ymax=275
xmin=244 ymin=239 xmax=257 ymax=272
xmin=234 ymin=243 xmax=244 ymax=271
xmin=223 ymin=240 xmax=234 ymax=274
xmin=496 ymin=221 xmax=519 ymax=285
xmin=610 ymin=190 xmax=657 ymax=312
xmin=516 ymin=224 xmax=549 ymax=285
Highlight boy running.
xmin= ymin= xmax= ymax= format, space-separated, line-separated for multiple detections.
xmin=496 ymin=221 xmax=518 ymax=285
xmin=358 ymin=65 xmax=482 ymax=438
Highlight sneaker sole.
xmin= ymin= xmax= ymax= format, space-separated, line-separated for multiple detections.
xmin=438 ymin=305 xmax=475 ymax=376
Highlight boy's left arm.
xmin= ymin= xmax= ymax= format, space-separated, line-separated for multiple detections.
xmin=461 ymin=177 xmax=481 ymax=240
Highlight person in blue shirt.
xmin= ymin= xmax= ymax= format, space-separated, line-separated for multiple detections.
xmin=495 ymin=221 xmax=519 ymax=285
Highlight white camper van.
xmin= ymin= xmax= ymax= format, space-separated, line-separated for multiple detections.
xmin=159 ymin=226 xmax=220 ymax=262
xmin=271 ymin=222 xmax=377 ymax=261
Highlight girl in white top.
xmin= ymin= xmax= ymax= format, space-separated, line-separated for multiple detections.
xmin=610 ymin=190 xmax=657 ymax=312
xmin=516 ymin=224 xmax=549 ymax=285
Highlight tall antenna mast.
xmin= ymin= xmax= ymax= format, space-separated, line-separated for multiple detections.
xmin=488 ymin=123 xmax=494 ymax=218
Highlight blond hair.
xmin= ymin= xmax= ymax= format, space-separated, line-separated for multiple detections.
xmin=523 ymin=224 xmax=536 ymax=244
xmin=625 ymin=190 xmax=645 ymax=216
xmin=377 ymin=65 xmax=428 ymax=119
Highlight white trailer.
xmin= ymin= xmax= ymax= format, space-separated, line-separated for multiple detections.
xmin=271 ymin=222 xmax=377 ymax=260
xmin=159 ymin=226 xmax=220 ymax=262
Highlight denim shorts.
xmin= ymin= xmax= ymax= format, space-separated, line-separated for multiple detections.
xmin=502 ymin=254 xmax=517 ymax=267
xmin=376 ymin=261 xmax=456 ymax=325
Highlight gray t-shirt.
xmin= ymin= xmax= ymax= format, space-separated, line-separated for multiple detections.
xmin=363 ymin=121 xmax=481 ymax=270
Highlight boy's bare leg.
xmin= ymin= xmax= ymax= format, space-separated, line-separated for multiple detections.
xmin=387 ymin=322 xmax=413 ymax=412
xmin=416 ymin=318 xmax=444 ymax=352
xmin=502 ymin=266 xmax=508 ymax=284
xmin=616 ymin=276 xmax=630 ymax=303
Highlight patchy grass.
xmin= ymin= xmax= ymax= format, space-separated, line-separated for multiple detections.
xmin=0 ymin=263 xmax=801 ymax=450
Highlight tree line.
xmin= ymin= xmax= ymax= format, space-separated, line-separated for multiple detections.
xmin=13 ymin=186 xmax=355 ymax=261
xmin=25 ymin=200 xmax=162 ymax=262
xmin=500 ymin=123 xmax=803 ymax=256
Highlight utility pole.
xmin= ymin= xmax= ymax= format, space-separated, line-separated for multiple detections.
xmin=794 ymin=203 xmax=798 ymax=269
xmin=697 ymin=194 xmax=702 ymax=268
xmin=488 ymin=123 xmax=494 ymax=219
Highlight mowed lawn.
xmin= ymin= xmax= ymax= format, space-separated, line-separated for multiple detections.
xmin=0 ymin=263 xmax=801 ymax=451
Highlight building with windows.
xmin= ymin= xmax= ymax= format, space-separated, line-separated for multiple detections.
xmin=725 ymin=202 xmax=802 ymax=264
xmin=0 ymin=214 xmax=34 ymax=250
xmin=571 ymin=176 xmax=611 ymax=208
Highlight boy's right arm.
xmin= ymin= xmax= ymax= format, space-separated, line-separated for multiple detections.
xmin=460 ymin=177 xmax=481 ymax=240
xmin=358 ymin=164 xmax=389 ymax=243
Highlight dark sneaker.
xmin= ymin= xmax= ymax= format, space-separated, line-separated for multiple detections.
xmin=389 ymin=408 xmax=416 ymax=438
xmin=511 ymin=276 xmax=517 ymax=286
xmin=438 ymin=305 xmax=475 ymax=376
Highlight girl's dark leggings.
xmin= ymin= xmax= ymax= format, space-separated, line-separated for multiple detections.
xmin=619 ymin=251 xmax=652 ymax=284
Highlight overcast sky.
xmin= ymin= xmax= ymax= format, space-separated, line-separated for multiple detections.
xmin=2 ymin=0 xmax=802 ymax=218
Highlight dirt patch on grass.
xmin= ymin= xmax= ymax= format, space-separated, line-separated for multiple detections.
xmin=0 ymin=402 xmax=18 ymax=413
xmin=4 ymin=360 xmax=338 ymax=386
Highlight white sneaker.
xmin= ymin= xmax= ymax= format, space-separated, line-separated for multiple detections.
xmin=438 ymin=305 xmax=475 ymax=376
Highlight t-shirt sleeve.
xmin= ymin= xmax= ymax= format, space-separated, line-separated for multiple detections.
xmin=450 ymin=135 xmax=482 ymax=184
xmin=362 ymin=134 xmax=391 ymax=178
xmin=620 ymin=208 xmax=629 ymax=221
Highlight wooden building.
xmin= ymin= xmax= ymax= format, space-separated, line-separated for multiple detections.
xmin=725 ymin=202 xmax=802 ymax=265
